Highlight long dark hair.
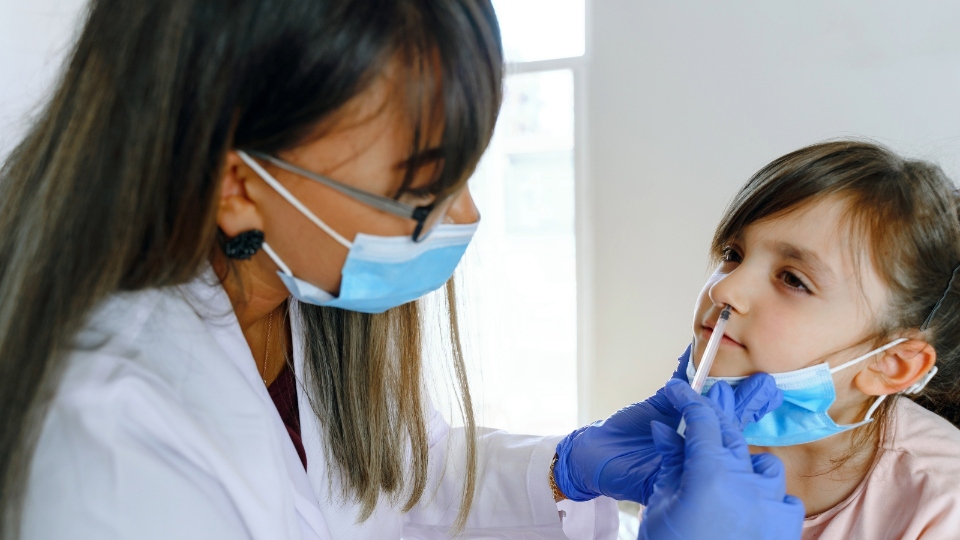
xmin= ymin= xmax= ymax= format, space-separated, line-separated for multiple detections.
xmin=0 ymin=0 xmax=502 ymax=535
xmin=712 ymin=140 xmax=960 ymax=437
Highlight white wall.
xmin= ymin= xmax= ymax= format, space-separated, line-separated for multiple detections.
xmin=0 ymin=0 xmax=88 ymax=158
xmin=584 ymin=1 xmax=960 ymax=420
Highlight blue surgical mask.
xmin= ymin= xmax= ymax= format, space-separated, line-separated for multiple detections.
xmin=686 ymin=338 xmax=938 ymax=446
xmin=238 ymin=151 xmax=477 ymax=314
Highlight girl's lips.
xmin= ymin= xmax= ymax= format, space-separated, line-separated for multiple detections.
xmin=702 ymin=326 xmax=744 ymax=348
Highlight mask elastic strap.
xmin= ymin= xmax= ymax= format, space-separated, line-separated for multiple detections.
xmin=862 ymin=394 xmax=887 ymax=423
xmin=829 ymin=338 xmax=908 ymax=374
xmin=261 ymin=242 xmax=293 ymax=276
xmin=237 ymin=150 xmax=353 ymax=249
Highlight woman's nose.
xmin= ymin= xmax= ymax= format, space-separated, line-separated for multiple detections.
xmin=445 ymin=186 xmax=480 ymax=225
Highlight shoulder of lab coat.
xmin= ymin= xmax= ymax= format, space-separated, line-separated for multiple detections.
xmin=22 ymin=278 xmax=331 ymax=540
xmin=291 ymin=304 xmax=618 ymax=540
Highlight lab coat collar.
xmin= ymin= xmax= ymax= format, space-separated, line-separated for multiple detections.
xmin=179 ymin=266 xmax=333 ymax=540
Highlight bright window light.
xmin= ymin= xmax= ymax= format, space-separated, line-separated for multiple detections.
xmin=457 ymin=69 xmax=578 ymax=435
xmin=492 ymin=0 xmax=586 ymax=63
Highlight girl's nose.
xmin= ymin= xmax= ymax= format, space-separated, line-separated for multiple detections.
xmin=708 ymin=267 xmax=749 ymax=315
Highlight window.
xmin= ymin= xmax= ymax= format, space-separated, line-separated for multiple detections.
xmin=451 ymin=1 xmax=587 ymax=435
xmin=494 ymin=0 xmax=585 ymax=63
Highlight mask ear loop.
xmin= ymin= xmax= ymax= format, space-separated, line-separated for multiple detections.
xmin=862 ymin=395 xmax=887 ymax=423
xmin=261 ymin=243 xmax=293 ymax=276
xmin=236 ymin=150 xmax=353 ymax=250
xmin=829 ymin=338 xmax=908 ymax=374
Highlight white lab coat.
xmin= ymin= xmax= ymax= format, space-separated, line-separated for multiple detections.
xmin=22 ymin=269 xmax=617 ymax=539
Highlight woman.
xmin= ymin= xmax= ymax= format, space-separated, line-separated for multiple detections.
xmin=0 ymin=1 xmax=801 ymax=538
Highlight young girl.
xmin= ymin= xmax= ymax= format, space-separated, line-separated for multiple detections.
xmin=689 ymin=140 xmax=960 ymax=539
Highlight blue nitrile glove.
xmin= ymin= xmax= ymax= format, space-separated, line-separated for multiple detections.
xmin=552 ymin=346 xmax=783 ymax=504
xmin=639 ymin=379 xmax=804 ymax=540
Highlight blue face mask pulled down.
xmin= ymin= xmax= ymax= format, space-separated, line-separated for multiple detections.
xmin=238 ymin=151 xmax=476 ymax=314
xmin=686 ymin=338 xmax=938 ymax=446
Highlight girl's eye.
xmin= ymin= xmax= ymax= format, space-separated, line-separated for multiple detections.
xmin=721 ymin=247 xmax=742 ymax=264
xmin=780 ymin=271 xmax=811 ymax=294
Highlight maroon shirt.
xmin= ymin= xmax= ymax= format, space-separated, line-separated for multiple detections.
xmin=268 ymin=365 xmax=307 ymax=470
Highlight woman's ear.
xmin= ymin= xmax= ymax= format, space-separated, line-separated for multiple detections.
xmin=855 ymin=339 xmax=937 ymax=396
xmin=217 ymin=151 xmax=265 ymax=237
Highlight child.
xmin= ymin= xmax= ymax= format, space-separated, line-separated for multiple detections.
xmin=688 ymin=140 xmax=960 ymax=539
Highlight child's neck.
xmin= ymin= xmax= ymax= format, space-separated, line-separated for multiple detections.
xmin=749 ymin=427 xmax=879 ymax=517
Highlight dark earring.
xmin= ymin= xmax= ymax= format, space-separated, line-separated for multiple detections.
xmin=224 ymin=230 xmax=265 ymax=260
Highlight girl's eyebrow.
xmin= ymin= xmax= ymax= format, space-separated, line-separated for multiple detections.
xmin=774 ymin=241 xmax=836 ymax=285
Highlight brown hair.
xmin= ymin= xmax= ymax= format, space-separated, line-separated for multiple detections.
xmin=712 ymin=140 xmax=960 ymax=433
xmin=0 ymin=0 xmax=502 ymax=536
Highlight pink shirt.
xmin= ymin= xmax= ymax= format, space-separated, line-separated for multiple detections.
xmin=803 ymin=398 xmax=960 ymax=539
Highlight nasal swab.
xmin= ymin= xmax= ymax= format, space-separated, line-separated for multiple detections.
xmin=677 ymin=304 xmax=731 ymax=436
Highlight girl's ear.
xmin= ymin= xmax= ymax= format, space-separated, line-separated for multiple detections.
xmin=217 ymin=151 xmax=265 ymax=237
xmin=855 ymin=339 xmax=937 ymax=396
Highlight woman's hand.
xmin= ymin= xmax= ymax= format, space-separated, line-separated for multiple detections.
xmin=551 ymin=346 xmax=783 ymax=504
xmin=639 ymin=380 xmax=804 ymax=540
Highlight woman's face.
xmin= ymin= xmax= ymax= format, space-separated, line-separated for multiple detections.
xmin=691 ymin=196 xmax=890 ymax=423
xmin=224 ymin=72 xmax=480 ymax=297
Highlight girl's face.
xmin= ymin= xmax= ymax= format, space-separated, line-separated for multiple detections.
xmin=692 ymin=196 xmax=890 ymax=421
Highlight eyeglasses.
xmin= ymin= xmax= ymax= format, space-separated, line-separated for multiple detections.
xmin=246 ymin=151 xmax=454 ymax=242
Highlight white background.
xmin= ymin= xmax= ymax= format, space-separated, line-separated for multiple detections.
xmin=0 ymin=0 xmax=87 ymax=156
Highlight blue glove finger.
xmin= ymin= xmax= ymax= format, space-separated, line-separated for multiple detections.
xmin=704 ymin=381 xmax=750 ymax=461
xmin=649 ymin=420 xmax=684 ymax=485
xmin=733 ymin=372 xmax=783 ymax=429
xmin=750 ymin=452 xmax=785 ymax=478
xmin=647 ymin=420 xmax=686 ymax=535
xmin=663 ymin=379 xmax=724 ymax=449
xmin=706 ymin=378 xmax=736 ymax=419
xmin=750 ymin=453 xmax=788 ymax=501
xmin=650 ymin=421 xmax=684 ymax=462
xmin=784 ymin=494 xmax=805 ymax=509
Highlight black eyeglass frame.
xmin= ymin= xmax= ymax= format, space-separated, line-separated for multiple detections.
xmin=246 ymin=151 xmax=448 ymax=242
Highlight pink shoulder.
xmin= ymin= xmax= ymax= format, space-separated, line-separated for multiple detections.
xmin=879 ymin=399 xmax=960 ymax=497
